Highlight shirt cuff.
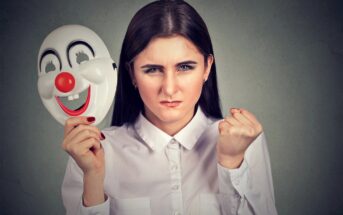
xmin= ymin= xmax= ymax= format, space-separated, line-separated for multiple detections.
xmin=217 ymin=159 xmax=249 ymax=197
xmin=80 ymin=195 xmax=110 ymax=215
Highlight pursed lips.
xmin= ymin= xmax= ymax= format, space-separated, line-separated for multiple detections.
xmin=160 ymin=100 xmax=182 ymax=107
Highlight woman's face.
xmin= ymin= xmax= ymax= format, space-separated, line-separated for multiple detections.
xmin=132 ymin=35 xmax=213 ymax=134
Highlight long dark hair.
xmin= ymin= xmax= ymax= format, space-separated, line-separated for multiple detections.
xmin=111 ymin=0 xmax=222 ymax=126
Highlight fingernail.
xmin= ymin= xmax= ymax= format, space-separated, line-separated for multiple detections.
xmin=87 ymin=117 xmax=95 ymax=122
xmin=101 ymin=132 xmax=106 ymax=140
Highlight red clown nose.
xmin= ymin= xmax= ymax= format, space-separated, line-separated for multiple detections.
xmin=55 ymin=72 xmax=75 ymax=93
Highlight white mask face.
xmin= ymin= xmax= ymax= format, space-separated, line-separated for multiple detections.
xmin=37 ymin=25 xmax=117 ymax=125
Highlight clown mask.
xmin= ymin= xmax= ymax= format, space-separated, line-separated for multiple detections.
xmin=37 ymin=25 xmax=117 ymax=125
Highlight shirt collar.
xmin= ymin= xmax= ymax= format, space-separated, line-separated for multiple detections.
xmin=134 ymin=107 xmax=212 ymax=152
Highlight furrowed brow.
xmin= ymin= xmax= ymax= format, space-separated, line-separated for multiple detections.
xmin=140 ymin=64 xmax=164 ymax=69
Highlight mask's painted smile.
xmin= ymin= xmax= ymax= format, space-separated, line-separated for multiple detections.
xmin=55 ymin=86 xmax=91 ymax=116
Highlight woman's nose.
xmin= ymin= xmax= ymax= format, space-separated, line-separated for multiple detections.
xmin=55 ymin=72 xmax=75 ymax=93
xmin=162 ymin=72 xmax=178 ymax=96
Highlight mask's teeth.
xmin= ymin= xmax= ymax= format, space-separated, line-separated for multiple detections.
xmin=74 ymin=94 xmax=79 ymax=100
xmin=68 ymin=95 xmax=74 ymax=101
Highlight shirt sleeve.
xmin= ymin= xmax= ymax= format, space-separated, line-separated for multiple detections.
xmin=217 ymin=132 xmax=278 ymax=215
xmin=61 ymin=156 xmax=110 ymax=215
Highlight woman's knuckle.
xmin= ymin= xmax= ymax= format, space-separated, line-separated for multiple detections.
xmin=82 ymin=129 xmax=90 ymax=136
xmin=248 ymin=127 xmax=255 ymax=136
xmin=92 ymin=137 xmax=99 ymax=144
xmin=218 ymin=121 xmax=226 ymax=129
xmin=257 ymin=124 xmax=263 ymax=132
xmin=218 ymin=126 xmax=225 ymax=134
xmin=70 ymin=146 xmax=78 ymax=155
xmin=64 ymin=144 xmax=72 ymax=153
xmin=227 ymin=127 xmax=236 ymax=135
xmin=61 ymin=143 xmax=66 ymax=150
xmin=65 ymin=118 xmax=73 ymax=126
xmin=93 ymin=126 xmax=100 ymax=132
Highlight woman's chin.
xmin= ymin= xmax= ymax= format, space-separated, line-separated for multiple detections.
xmin=156 ymin=109 xmax=192 ymax=125
xmin=157 ymin=112 xmax=182 ymax=123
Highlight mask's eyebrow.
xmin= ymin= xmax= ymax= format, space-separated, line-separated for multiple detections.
xmin=66 ymin=40 xmax=95 ymax=67
xmin=39 ymin=49 xmax=62 ymax=73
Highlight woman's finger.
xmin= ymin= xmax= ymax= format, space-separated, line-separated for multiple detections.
xmin=63 ymin=125 xmax=103 ymax=152
xmin=67 ymin=138 xmax=101 ymax=156
xmin=232 ymin=111 xmax=255 ymax=127
xmin=239 ymin=108 xmax=259 ymax=125
xmin=218 ymin=120 xmax=232 ymax=134
xmin=64 ymin=124 xmax=101 ymax=142
xmin=69 ymin=129 xmax=101 ymax=147
xmin=224 ymin=116 xmax=241 ymax=126
xmin=240 ymin=108 xmax=263 ymax=132
xmin=64 ymin=116 xmax=96 ymax=138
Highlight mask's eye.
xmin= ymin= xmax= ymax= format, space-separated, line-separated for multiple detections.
xmin=67 ymin=41 xmax=94 ymax=68
xmin=46 ymin=61 xmax=56 ymax=73
xmin=39 ymin=52 xmax=61 ymax=76
xmin=76 ymin=51 xmax=89 ymax=64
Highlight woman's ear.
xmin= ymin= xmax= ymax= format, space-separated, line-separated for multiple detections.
xmin=126 ymin=62 xmax=137 ymax=87
xmin=204 ymin=54 xmax=214 ymax=81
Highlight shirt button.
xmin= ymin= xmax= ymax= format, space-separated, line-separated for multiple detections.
xmin=172 ymin=184 xmax=179 ymax=190
xmin=171 ymin=165 xmax=178 ymax=171
xmin=170 ymin=139 xmax=177 ymax=144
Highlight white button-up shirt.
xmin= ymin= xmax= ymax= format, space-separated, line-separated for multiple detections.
xmin=62 ymin=108 xmax=278 ymax=215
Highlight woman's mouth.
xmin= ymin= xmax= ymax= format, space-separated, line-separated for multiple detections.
xmin=55 ymin=86 xmax=91 ymax=116
xmin=160 ymin=101 xmax=182 ymax=108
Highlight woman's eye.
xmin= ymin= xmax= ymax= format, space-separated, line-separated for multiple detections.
xmin=177 ymin=64 xmax=193 ymax=72
xmin=144 ymin=67 xmax=160 ymax=73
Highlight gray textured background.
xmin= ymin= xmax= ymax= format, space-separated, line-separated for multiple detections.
xmin=1 ymin=0 xmax=342 ymax=214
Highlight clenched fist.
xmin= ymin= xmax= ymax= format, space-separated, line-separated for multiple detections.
xmin=217 ymin=108 xmax=263 ymax=169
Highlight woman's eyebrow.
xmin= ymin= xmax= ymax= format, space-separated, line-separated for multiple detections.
xmin=140 ymin=64 xmax=164 ymax=69
xmin=140 ymin=60 xmax=197 ymax=69
xmin=176 ymin=60 xmax=197 ymax=66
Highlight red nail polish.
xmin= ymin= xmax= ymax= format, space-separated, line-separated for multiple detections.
xmin=101 ymin=132 xmax=106 ymax=140
xmin=87 ymin=117 xmax=95 ymax=122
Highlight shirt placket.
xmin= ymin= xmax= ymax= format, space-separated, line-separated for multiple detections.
xmin=166 ymin=138 xmax=183 ymax=215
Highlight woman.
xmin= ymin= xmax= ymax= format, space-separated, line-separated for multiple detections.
xmin=61 ymin=1 xmax=278 ymax=214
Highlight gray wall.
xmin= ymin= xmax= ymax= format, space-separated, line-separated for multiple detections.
xmin=1 ymin=0 xmax=342 ymax=214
